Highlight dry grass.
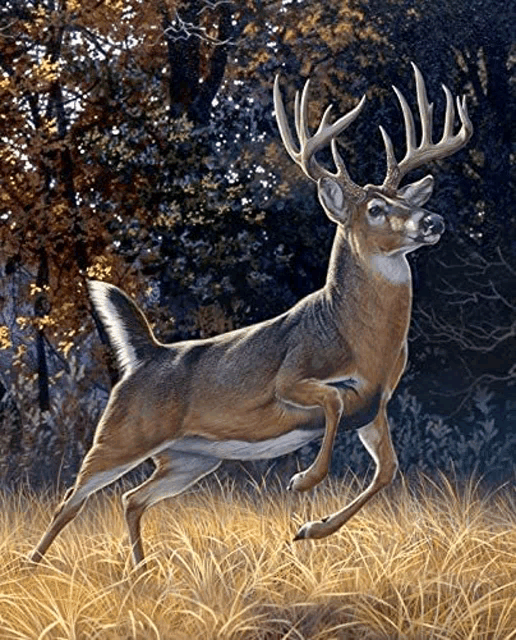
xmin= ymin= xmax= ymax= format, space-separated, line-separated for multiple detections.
xmin=0 ymin=472 xmax=514 ymax=639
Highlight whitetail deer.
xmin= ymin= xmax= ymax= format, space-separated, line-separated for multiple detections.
xmin=29 ymin=64 xmax=472 ymax=567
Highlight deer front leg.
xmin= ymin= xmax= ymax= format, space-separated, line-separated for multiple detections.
xmin=293 ymin=403 xmax=397 ymax=540
xmin=277 ymin=378 xmax=343 ymax=492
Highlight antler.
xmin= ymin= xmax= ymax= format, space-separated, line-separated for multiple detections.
xmin=274 ymin=75 xmax=366 ymax=200
xmin=381 ymin=63 xmax=473 ymax=192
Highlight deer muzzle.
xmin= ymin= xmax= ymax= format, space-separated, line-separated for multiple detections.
xmin=420 ymin=212 xmax=445 ymax=242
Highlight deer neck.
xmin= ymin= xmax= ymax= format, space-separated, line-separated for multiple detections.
xmin=323 ymin=227 xmax=413 ymax=340
xmin=324 ymin=227 xmax=362 ymax=298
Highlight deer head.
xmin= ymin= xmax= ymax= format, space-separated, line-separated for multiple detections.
xmin=274 ymin=63 xmax=473 ymax=258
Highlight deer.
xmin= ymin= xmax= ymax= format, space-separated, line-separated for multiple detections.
xmin=29 ymin=63 xmax=472 ymax=568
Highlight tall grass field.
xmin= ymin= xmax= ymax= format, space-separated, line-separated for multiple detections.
xmin=0 ymin=473 xmax=514 ymax=639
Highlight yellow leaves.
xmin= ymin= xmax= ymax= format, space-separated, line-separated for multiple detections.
xmin=15 ymin=293 xmax=82 ymax=356
xmin=226 ymin=184 xmax=245 ymax=199
xmin=337 ymin=6 xmax=364 ymax=23
xmin=32 ymin=5 xmax=49 ymax=30
xmin=16 ymin=316 xmax=32 ymax=330
xmin=155 ymin=202 xmax=182 ymax=229
xmin=275 ymin=181 xmax=291 ymax=198
xmin=300 ymin=59 xmax=314 ymax=78
xmin=168 ymin=115 xmax=194 ymax=143
xmin=277 ymin=4 xmax=378 ymax=54
xmin=17 ymin=314 xmax=56 ymax=331
xmin=284 ymin=28 xmax=298 ymax=44
xmin=359 ymin=24 xmax=388 ymax=45
xmin=299 ymin=7 xmax=323 ymax=37
xmin=23 ymin=59 xmax=62 ymax=93
xmin=333 ymin=21 xmax=354 ymax=39
xmin=67 ymin=0 xmax=83 ymax=11
xmin=58 ymin=328 xmax=78 ymax=357
xmin=183 ymin=183 xmax=196 ymax=196
xmin=0 ymin=75 xmax=12 ymax=92
xmin=254 ymin=51 xmax=270 ymax=66
xmin=0 ymin=326 xmax=11 ymax=350
xmin=86 ymin=255 xmax=113 ymax=281
xmin=29 ymin=284 xmax=49 ymax=297
xmin=36 ymin=58 xmax=59 ymax=84
xmin=50 ymin=202 xmax=68 ymax=219
xmin=15 ymin=344 xmax=27 ymax=357
xmin=105 ymin=0 xmax=127 ymax=12
xmin=200 ymin=173 xmax=219 ymax=191
xmin=58 ymin=341 xmax=75 ymax=357
xmin=0 ymin=138 xmax=18 ymax=165
xmin=43 ymin=118 xmax=58 ymax=137
xmin=245 ymin=50 xmax=271 ymax=73
xmin=243 ymin=22 xmax=259 ymax=36
xmin=11 ymin=344 xmax=27 ymax=370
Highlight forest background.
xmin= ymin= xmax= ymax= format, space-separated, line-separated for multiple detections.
xmin=0 ymin=0 xmax=514 ymax=489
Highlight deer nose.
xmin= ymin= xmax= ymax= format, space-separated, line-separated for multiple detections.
xmin=422 ymin=213 xmax=445 ymax=236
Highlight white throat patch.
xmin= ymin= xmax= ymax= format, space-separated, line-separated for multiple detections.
xmin=370 ymin=253 xmax=411 ymax=284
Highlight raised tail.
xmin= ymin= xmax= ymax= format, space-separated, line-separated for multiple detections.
xmin=87 ymin=280 xmax=161 ymax=375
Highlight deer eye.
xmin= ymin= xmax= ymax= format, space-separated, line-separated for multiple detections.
xmin=367 ymin=202 xmax=385 ymax=219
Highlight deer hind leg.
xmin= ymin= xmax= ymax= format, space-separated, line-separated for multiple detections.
xmin=122 ymin=449 xmax=221 ymax=567
xmin=28 ymin=441 xmax=149 ymax=565
xmin=278 ymin=379 xmax=343 ymax=493
xmin=293 ymin=405 xmax=398 ymax=541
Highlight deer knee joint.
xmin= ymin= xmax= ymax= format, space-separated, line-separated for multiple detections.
xmin=377 ymin=457 xmax=398 ymax=488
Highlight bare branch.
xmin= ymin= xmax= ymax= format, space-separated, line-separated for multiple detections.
xmin=197 ymin=0 xmax=233 ymax=15
xmin=416 ymin=304 xmax=515 ymax=353
xmin=163 ymin=9 xmax=233 ymax=46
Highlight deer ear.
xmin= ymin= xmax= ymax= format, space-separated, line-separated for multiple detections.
xmin=398 ymin=175 xmax=434 ymax=207
xmin=318 ymin=177 xmax=351 ymax=223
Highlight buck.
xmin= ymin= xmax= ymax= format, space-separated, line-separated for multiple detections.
xmin=29 ymin=64 xmax=472 ymax=567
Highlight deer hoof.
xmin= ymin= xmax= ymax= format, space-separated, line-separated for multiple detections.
xmin=292 ymin=525 xmax=308 ymax=541
xmin=287 ymin=471 xmax=313 ymax=492
xmin=293 ymin=518 xmax=331 ymax=541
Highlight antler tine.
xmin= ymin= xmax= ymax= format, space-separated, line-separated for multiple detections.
xmin=442 ymin=84 xmax=455 ymax=139
xmin=392 ymin=85 xmax=417 ymax=152
xmin=296 ymin=79 xmax=312 ymax=147
xmin=330 ymin=139 xmax=364 ymax=199
xmin=274 ymin=74 xmax=366 ymax=193
xmin=456 ymin=94 xmax=473 ymax=141
xmin=379 ymin=125 xmax=400 ymax=187
xmin=274 ymin=75 xmax=300 ymax=159
xmin=413 ymin=62 xmax=434 ymax=146
xmin=382 ymin=64 xmax=473 ymax=192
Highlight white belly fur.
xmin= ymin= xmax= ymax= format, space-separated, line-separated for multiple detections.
xmin=167 ymin=427 xmax=324 ymax=461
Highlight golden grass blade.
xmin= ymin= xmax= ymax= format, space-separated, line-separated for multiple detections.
xmin=0 ymin=475 xmax=514 ymax=639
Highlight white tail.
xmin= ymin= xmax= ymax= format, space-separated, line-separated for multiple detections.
xmin=29 ymin=65 xmax=472 ymax=568
xmin=87 ymin=281 xmax=159 ymax=375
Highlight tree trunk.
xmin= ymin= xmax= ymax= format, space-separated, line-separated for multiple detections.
xmin=35 ymin=248 xmax=50 ymax=412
